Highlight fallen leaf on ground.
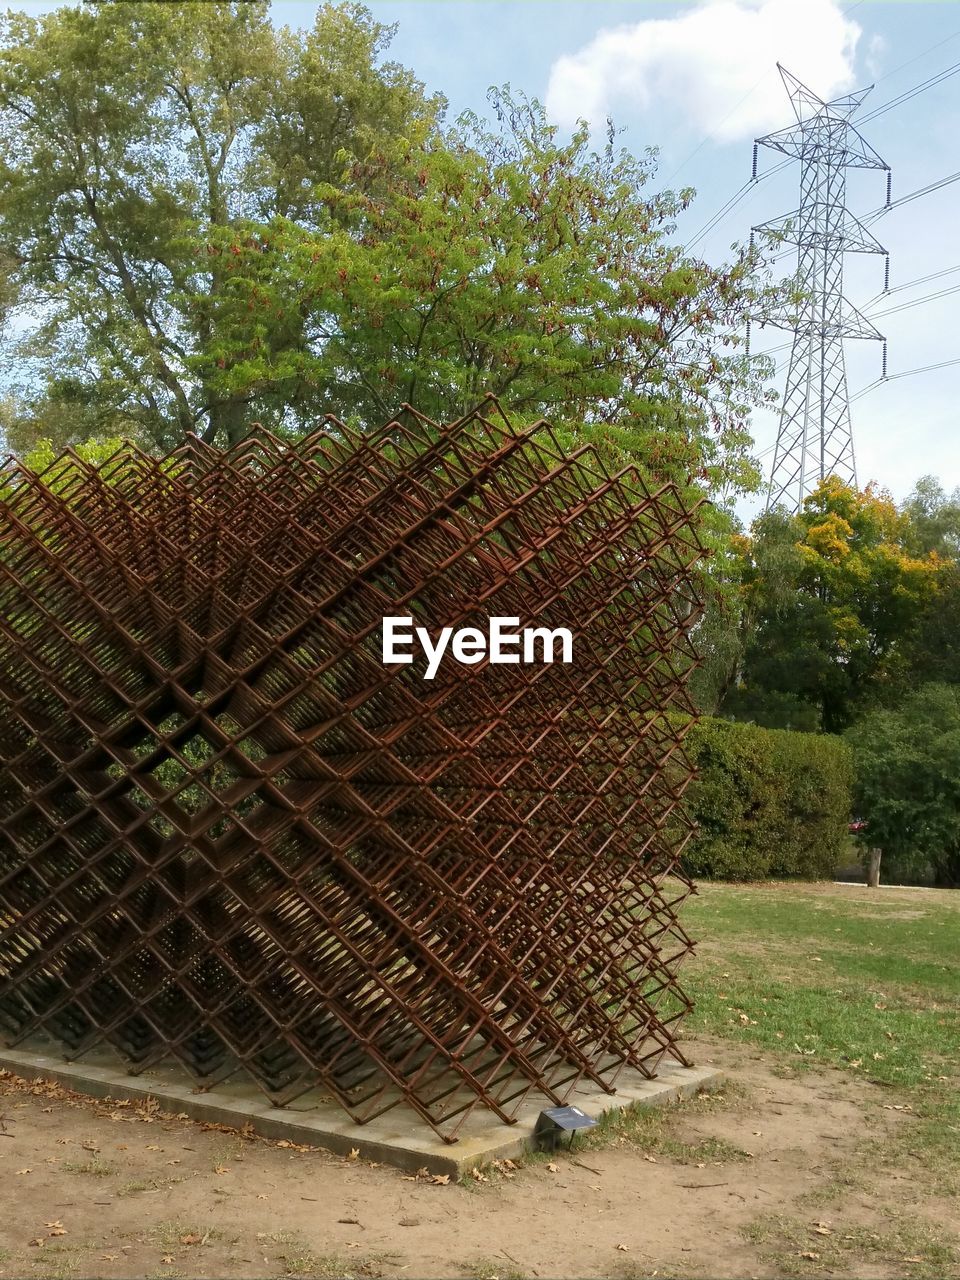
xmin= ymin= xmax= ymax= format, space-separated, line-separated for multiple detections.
xmin=430 ymin=1174 xmax=450 ymax=1185
xmin=546 ymin=1162 xmax=559 ymax=1173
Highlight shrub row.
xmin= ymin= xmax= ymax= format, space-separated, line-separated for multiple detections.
xmin=681 ymin=716 xmax=853 ymax=880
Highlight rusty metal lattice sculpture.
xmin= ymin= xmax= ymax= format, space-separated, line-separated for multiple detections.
xmin=0 ymin=399 xmax=706 ymax=1141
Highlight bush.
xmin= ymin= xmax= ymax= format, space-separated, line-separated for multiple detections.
xmin=683 ymin=717 xmax=853 ymax=880
xmin=845 ymin=683 xmax=960 ymax=887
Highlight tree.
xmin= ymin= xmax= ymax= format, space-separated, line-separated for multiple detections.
xmin=719 ymin=478 xmax=940 ymax=732
xmin=0 ymin=2 xmax=774 ymax=493
xmin=0 ymin=0 xmax=440 ymax=450
xmin=902 ymin=562 xmax=960 ymax=687
xmin=203 ymin=91 xmax=773 ymax=493
xmin=900 ymin=474 xmax=960 ymax=560
xmin=846 ymin=684 xmax=960 ymax=886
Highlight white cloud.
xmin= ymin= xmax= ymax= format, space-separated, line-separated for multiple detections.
xmin=865 ymin=33 xmax=887 ymax=80
xmin=545 ymin=0 xmax=863 ymax=143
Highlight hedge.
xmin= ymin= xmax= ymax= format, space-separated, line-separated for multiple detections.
xmin=681 ymin=717 xmax=853 ymax=880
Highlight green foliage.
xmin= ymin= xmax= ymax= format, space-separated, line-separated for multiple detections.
xmin=684 ymin=716 xmax=853 ymax=880
xmin=846 ymin=683 xmax=960 ymax=886
xmin=900 ymin=474 xmax=960 ymax=560
xmin=901 ymin=561 xmax=960 ymax=688
xmin=205 ymin=90 xmax=773 ymax=492
xmin=718 ymin=477 xmax=941 ymax=732
xmin=0 ymin=1 xmax=773 ymax=496
xmin=0 ymin=0 xmax=439 ymax=449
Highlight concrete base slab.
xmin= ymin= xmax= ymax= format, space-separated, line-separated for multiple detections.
xmin=0 ymin=1041 xmax=724 ymax=1177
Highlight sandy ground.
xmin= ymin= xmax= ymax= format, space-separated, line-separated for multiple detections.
xmin=1 ymin=1031 xmax=952 ymax=1280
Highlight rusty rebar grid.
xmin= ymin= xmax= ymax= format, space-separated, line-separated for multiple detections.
xmin=0 ymin=399 xmax=706 ymax=1141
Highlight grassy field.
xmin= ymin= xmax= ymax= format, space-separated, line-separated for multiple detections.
xmin=1 ymin=880 xmax=958 ymax=1280
xmin=672 ymin=881 xmax=960 ymax=1274
xmin=682 ymin=881 xmax=960 ymax=1090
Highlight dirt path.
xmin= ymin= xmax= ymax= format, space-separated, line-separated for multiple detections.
xmin=1 ymin=1034 xmax=952 ymax=1280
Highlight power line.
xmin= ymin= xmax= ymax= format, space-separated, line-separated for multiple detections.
xmin=868 ymin=280 xmax=960 ymax=320
xmin=683 ymin=159 xmax=791 ymax=252
xmin=683 ymin=47 xmax=960 ymax=256
xmin=754 ymin=65 xmax=888 ymax=513
xmin=849 ymin=356 xmax=960 ymax=404
xmin=664 ymin=0 xmax=869 ymax=185
xmin=864 ymin=262 xmax=960 ymax=307
xmin=860 ymin=57 xmax=960 ymax=125
xmin=869 ymin=27 xmax=960 ymax=90
xmin=864 ymin=168 xmax=960 ymax=224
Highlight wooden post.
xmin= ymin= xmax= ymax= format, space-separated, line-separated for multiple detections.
xmin=867 ymin=847 xmax=882 ymax=888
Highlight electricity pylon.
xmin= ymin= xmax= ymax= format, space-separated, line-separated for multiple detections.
xmin=753 ymin=65 xmax=890 ymax=513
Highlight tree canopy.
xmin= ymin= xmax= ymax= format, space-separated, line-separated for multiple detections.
xmin=0 ymin=0 xmax=439 ymax=450
xmin=847 ymin=683 xmax=960 ymax=886
xmin=0 ymin=0 xmax=771 ymax=501
xmin=708 ymin=478 xmax=942 ymax=733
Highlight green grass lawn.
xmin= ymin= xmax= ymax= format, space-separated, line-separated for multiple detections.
xmin=680 ymin=881 xmax=960 ymax=1188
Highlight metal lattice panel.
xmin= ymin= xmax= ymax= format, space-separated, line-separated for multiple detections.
xmin=0 ymin=400 xmax=705 ymax=1141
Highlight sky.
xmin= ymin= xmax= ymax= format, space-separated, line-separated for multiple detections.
xmin=269 ymin=0 xmax=960 ymax=519
xmin=14 ymin=0 xmax=960 ymax=517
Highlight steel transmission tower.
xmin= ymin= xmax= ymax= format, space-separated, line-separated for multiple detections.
xmin=753 ymin=66 xmax=891 ymax=512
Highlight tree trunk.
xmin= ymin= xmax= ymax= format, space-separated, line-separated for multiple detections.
xmin=866 ymin=847 xmax=882 ymax=888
